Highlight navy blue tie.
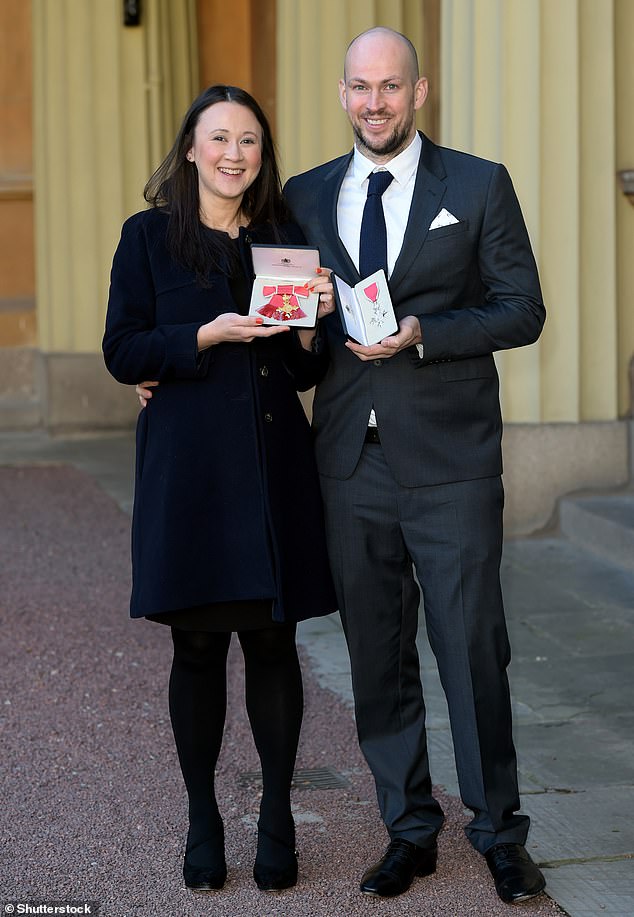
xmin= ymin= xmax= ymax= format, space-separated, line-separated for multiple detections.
xmin=359 ymin=170 xmax=393 ymax=278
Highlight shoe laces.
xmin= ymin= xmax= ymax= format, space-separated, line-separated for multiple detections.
xmin=487 ymin=843 xmax=525 ymax=865
xmin=385 ymin=839 xmax=418 ymax=865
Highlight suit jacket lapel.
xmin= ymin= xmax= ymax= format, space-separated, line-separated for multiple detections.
xmin=317 ymin=151 xmax=360 ymax=282
xmin=390 ymin=133 xmax=447 ymax=294
xmin=315 ymin=135 xmax=448 ymax=290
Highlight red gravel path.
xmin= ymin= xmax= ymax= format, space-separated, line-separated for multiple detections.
xmin=0 ymin=466 xmax=564 ymax=916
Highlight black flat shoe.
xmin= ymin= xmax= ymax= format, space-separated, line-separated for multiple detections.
xmin=183 ymin=837 xmax=227 ymax=892
xmin=253 ymin=825 xmax=298 ymax=892
xmin=360 ymin=838 xmax=437 ymax=898
xmin=485 ymin=843 xmax=546 ymax=904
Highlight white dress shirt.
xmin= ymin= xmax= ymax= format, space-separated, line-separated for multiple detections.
xmin=337 ymin=132 xmax=422 ymax=278
xmin=336 ymin=133 xmax=423 ymax=427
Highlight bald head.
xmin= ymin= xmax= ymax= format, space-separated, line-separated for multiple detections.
xmin=338 ymin=27 xmax=427 ymax=163
xmin=344 ymin=28 xmax=420 ymax=84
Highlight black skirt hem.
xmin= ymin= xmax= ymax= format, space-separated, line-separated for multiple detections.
xmin=146 ymin=598 xmax=279 ymax=632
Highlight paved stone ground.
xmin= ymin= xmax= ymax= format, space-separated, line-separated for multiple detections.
xmin=0 ymin=461 xmax=564 ymax=916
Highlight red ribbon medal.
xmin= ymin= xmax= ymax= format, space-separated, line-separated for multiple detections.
xmin=258 ymin=284 xmax=309 ymax=321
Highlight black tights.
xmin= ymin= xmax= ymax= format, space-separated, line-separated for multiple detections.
xmin=168 ymin=625 xmax=303 ymax=862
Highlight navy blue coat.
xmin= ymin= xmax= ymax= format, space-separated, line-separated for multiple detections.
xmin=103 ymin=208 xmax=337 ymax=623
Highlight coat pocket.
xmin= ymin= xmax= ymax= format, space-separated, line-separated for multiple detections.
xmin=426 ymin=219 xmax=470 ymax=241
xmin=438 ymin=354 xmax=497 ymax=381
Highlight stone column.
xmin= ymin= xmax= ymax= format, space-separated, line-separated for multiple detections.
xmin=276 ymin=0 xmax=430 ymax=181
xmin=616 ymin=0 xmax=634 ymax=417
xmin=439 ymin=0 xmax=631 ymax=533
xmin=32 ymin=0 xmax=197 ymax=430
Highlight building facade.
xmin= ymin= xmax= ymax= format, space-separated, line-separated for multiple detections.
xmin=1 ymin=0 xmax=632 ymax=533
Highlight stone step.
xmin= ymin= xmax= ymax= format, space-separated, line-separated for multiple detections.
xmin=0 ymin=347 xmax=42 ymax=429
xmin=559 ymin=491 xmax=634 ymax=571
xmin=0 ymin=395 xmax=42 ymax=430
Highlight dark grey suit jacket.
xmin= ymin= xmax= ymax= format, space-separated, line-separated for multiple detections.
xmin=284 ymin=132 xmax=545 ymax=488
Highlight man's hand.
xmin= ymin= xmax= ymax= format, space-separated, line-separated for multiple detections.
xmin=345 ymin=316 xmax=422 ymax=361
xmin=136 ymin=380 xmax=158 ymax=407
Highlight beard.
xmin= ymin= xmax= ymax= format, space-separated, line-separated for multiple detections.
xmin=352 ymin=115 xmax=415 ymax=159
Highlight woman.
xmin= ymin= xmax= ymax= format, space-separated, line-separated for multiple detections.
xmin=103 ymin=85 xmax=337 ymax=894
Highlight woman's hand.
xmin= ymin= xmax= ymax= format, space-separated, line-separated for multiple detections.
xmin=298 ymin=268 xmax=336 ymax=351
xmin=197 ymin=313 xmax=290 ymax=350
xmin=311 ymin=267 xmax=336 ymax=320
xmin=135 ymin=314 xmax=290 ymax=407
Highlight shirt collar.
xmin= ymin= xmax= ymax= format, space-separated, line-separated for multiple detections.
xmin=351 ymin=132 xmax=422 ymax=187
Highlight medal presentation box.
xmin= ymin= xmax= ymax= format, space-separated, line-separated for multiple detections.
xmin=333 ymin=269 xmax=398 ymax=346
xmin=249 ymin=245 xmax=321 ymax=328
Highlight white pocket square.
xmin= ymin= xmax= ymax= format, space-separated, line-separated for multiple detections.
xmin=429 ymin=208 xmax=460 ymax=230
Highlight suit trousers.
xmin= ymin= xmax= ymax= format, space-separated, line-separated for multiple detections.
xmin=319 ymin=443 xmax=530 ymax=853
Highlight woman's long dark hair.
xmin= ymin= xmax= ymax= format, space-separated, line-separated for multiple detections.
xmin=144 ymin=85 xmax=290 ymax=283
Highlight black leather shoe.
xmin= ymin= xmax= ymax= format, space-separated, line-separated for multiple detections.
xmin=485 ymin=843 xmax=546 ymax=904
xmin=183 ymin=837 xmax=227 ymax=892
xmin=360 ymin=839 xmax=437 ymax=898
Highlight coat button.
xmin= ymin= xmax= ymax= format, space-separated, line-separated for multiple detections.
xmin=264 ymin=412 xmax=273 ymax=423
xmin=373 ymin=359 xmax=383 ymax=366
xmin=260 ymin=365 xmax=269 ymax=377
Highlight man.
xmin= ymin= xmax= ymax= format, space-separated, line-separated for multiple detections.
xmin=283 ymin=27 xmax=546 ymax=905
